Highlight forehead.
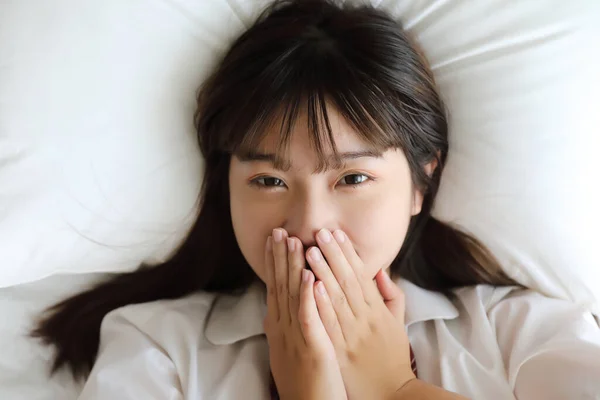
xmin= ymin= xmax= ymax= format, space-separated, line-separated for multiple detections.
xmin=244 ymin=107 xmax=384 ymax=172
xmin=261 ymin=109 xmax=365 ymax=151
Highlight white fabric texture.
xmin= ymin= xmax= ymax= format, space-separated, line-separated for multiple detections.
xmin=1 ymin=0 xmax=599 ymax=317
xmin=76 ymin=280 xmax=600 ymax=399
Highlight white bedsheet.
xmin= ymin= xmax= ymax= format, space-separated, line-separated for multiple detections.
xmin=0 ymin=273 xmax=109 ymax=400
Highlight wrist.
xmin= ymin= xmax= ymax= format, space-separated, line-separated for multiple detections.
xmin=388 ymin=378 xmax=418 ymax=400
xmin=388 ymin=379 xmax=469 ymax=400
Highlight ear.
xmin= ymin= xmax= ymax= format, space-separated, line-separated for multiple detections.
xmin=411 ymin=157 xmax=439 ymax=216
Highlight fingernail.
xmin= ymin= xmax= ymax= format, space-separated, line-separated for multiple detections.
xmin=317 ymin=281 xmax=326 ymax=295
xmin=317 ymin=229 xmax=332 ymax=243
xmin=302 ymin=269 xmax=310 ymax=282
xmin=309 ymin=247 xmax=321 ymax=262
xmin=266 ymin=236 xmax=272 ymax=251
xmin=333 ymin=230 xmax=345 ymax=243
xmin=273 ymin=229 xmax=283 ymax=243
xmin=287 ymin=237 xmax=295 ymax=252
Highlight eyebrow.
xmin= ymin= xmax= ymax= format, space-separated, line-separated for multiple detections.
xmin=237 ymin=149 xmax=383 ymax=172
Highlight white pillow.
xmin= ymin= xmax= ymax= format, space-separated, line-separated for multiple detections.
xmin=1 ymin=0 xmax=599 ymax=315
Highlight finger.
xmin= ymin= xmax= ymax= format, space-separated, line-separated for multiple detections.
xmin=375 ymin=269 xmax=406 ymax=321
xmin=313 ymin=280 xmax=346 ymax=349
xmin=287 ymin=237 xmax=304 ymax=326
xmin=333 ymin=229 xmax=380 ymax=305
xmin=331 ymin=229 xmax=363 ymax=268
xmin=306 ymin=246 xmax=355 ymax=332
xmin=264 ymin=236 xmax=279 ymax=322
xmin=316 ymin=229 xmax=366 ymax=315
xmin=272 ymin=228 xmax=289 ymax=324
xmin=297 ymin=269 xmax=333 ymax=354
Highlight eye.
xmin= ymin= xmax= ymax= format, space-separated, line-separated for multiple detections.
xmin=250 ymin=176 xmax=286 ymax=189
xmin=339 ymin=173 xmax=371 ymax=187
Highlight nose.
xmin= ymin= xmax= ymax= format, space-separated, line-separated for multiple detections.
xmin=283 ymin=190 xmax=337 ymax=252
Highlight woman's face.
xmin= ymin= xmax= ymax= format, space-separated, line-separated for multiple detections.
xmin=229 ymin=107 xmax=429 ymax=283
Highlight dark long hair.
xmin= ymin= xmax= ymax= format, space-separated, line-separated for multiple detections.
xmin=32 ymin=0 xmax=518 ymax=381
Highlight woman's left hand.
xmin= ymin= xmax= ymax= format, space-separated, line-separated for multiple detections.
xmin=306 ymin=228 xmax=416 ymax=400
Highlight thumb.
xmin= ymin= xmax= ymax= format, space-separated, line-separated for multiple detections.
xmin=375 ymin=269 xmax=405 ymax=321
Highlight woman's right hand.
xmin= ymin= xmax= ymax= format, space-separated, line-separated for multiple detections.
xmin=264 ymin=228 xmax=347 ymax=400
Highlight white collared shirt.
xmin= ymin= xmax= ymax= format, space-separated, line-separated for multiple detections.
xmin=77 ymin=280 xmax=600 ymax=400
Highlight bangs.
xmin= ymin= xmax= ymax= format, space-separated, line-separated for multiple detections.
xmin=213 ymin=16 xmax=402 ymax=170
xmin=233 ymin=91 xmax=396 ymax=173
xmin=196 ymin=0 xmax=445 ymax=178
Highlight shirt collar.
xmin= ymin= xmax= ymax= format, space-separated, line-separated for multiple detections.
xmin=204 ymin=281 xmax=267 ymax=345
xmin=204 ymin=277 xmax=459 ymax=346
xmin=399 ymin=278 xmax=459 ymax=327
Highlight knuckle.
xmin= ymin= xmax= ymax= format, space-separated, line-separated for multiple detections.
xmin=323 ymin=315 xmax=339 ymax=332
xmin=368 ymin=319 xmax=379 ymax=334
xmin=346 ymin=348 xmax=359 ymax=364
xmin=296 ymin=305 xmax=306 ymax=321
xmin=297 ymin=308 xmax=311 ymax=326
xmin=347 ymin=334 xmax=364 ymax=352
xmin=356 ymin=268 xmax=369 ymax=281
xmin=288 ymin=292 xmax=299 ymax=304
xmin=277 ymin=282 xmax=286 ymax=297
xmin=337 ymin=277 xmax=350 ymax=290
xmin=320 ymin=315 xmax=333 ymax=329
xmin=297 ymin=309 xmax=306 ymax=324
xmin=333 ymin=293 xmax=347 ymax=308
xmin=300 ymin=319 xmax=312 ymax=334
xmin=309 ymin=352 xmax=326 ymax=367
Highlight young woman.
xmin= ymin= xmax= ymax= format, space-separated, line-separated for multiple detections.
xmin=34 ymin=0 xmax=600 ymax=399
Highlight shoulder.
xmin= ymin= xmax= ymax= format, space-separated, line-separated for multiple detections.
xmin=453 ymin=288 xmax=600 ymax=398
xmin=93 ymin=285 xmax=271 ymax=399
xmin=453 ymin=284 xmax=598 ymax=337
xmin=452 ymin=283 xmax=517 ymax=310
xmin=452 ymin=284 xmax=590 ymax=315
xmin=100 ymin=291 xmax=219 ymax=346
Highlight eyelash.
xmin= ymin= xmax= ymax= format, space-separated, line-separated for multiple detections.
xmin=249 ymin=173 xmax=374 ymax=190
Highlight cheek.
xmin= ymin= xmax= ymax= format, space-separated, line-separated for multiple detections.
xmin=229 ymin=187 xmax=277 ymax=283
xmin=344 ymin=191 xmax=413 ymax=279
